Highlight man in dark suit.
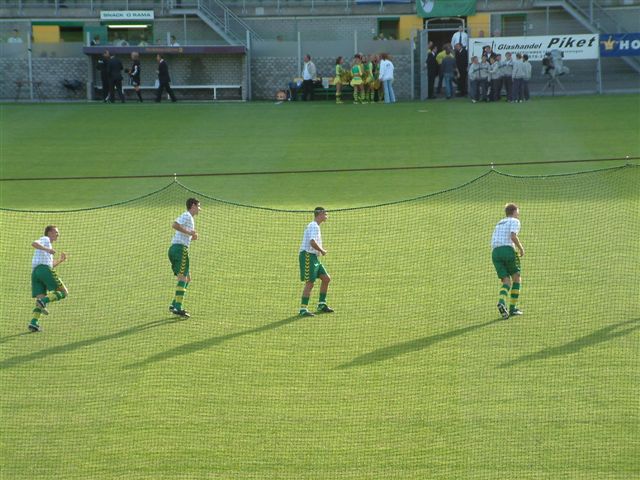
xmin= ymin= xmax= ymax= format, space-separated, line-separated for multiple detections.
xmin=454 ymin=42 xmax=469 ymax=97
xmin=97 ymin=50 xmax=110 ymax=102
xmin=107 ymin=53 xmax=125 ymax=103
xmin=155 ymin=54 xmax=177 ymax=103
xmin=426 ymin=44 xmax=438 ymax=100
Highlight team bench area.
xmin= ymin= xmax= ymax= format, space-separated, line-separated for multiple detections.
xmin=292 ymin=77 xmax=354 ymax=101
xmin=83 ymin=45 xmax=247 ymax=101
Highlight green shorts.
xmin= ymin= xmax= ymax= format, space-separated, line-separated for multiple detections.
xmin=299 ymin=251 xmax=328 ymax=283
xmin=31 ymin=264 xmax=64 ymax=298
xmin=492 ymin=245 xmax=521 ymax=279
xmin=168 ymin=243 xmax=190 ymax=277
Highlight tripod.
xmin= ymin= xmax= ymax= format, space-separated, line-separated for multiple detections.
xmin=542 ymin=72 xmax=566 ymax=96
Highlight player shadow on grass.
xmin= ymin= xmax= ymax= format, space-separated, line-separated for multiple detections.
xmin=497 ymin=318 xmax=640 ymax=368
xmin=0 ymin=317 xmax=187 ymax=370
xmin=125 ymin=315 xmax=303 ymax=369
xmin=0 ymin=332 xmax=31 ymax=345
xmin=336 ymin=319 xmax=502 ymax=370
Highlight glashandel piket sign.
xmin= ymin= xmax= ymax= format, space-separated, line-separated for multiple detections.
xmin=469 ymin=34 xmax=599 ymax=61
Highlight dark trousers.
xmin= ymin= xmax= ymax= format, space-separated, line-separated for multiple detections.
xmin=156 ymin=81 xmax=176 ymax=102
xmin=504 ymin=76 xmax=513 ymax=101
xmin=302 ymin=79 xmax=314 ymax=101
xmin=479 ymin=79 xmax=489 ymax=101
xmin=427 ymin=74 xmax=437 ymax=99
xmin=512 ymin=78 xmax=523 ymax=102
xmin=457 ymin=71 xmax=467 ymax=96
xmin=436 ymin=74 xmax=443 ymax=94
xmin=101 ymin=75 xmax=110 ymax=100
xmin=491 ymin=78 xmax=502 ymax=101
xmin=470 ymin=80 xmax=478 ymax=101
xmin=523 ymin=80 xmax=530 ymax=100
xmin=109 ymin=79 xmax=125 ymax=103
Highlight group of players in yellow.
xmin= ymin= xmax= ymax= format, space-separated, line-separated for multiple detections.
xmin=334 ymin=53 xmax=383 ymax=104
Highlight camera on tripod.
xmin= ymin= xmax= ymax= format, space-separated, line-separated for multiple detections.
xmin=542 ymin=50 xmax=570 ymax=78
xmin=541 ymin=49 xmax=570 ymax=95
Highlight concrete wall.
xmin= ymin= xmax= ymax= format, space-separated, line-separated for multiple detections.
xmin=251 ymin=54 xmax=412 ymax=100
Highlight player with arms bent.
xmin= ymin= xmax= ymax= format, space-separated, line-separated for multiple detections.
xmin=298 ymin=207 xmax=334 ymax=317
xmin=29 ymin=226 xmax=68 ymax=332
xmin=168 ymin=198 xmax=200 ymax=318
xmin=491 ymin=203 xmax=525 ymax=319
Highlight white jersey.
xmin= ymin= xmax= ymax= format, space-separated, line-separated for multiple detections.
xmin=300 ymin=221 xmax=322 ymax=254
xmin=491 ymin=217 xmax=520 ymax=249
xmin=172 ymin=211 xmax=195 ymax=247
xmin=32 ymin=236 xmax=53 ymax=270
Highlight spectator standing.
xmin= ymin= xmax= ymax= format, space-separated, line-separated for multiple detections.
xmin=454 ymin=42 xmax=468 ymax=97
xmin=489 ymin=54 xmax=501 ymax=101
xmin=108 ymin=53 xmax=125 ymax=103
xmin=170 ymin=35 xmax=180 ymax=47
xmin=522 ymin=54 xmax=532 ymax=101
xmin=426 ymin=44 xmax=438 ymax=99
xmin=451 ymin=26 xmax=468 ymax=49
xmin=301 ymin=54 xmax=316 ymax=101
xmin=155 ymin=54 xmax=177 ymax=102
xmin=90 ymin=35 xmax=101 ymax=46
xmin=511 ymin=53 xmax=525 ymax=103
xmin=502 ymin=52 xmax=514 ymax=102
xmin=435 ymin=46 xmax=449 ymax=95
xmin=97 ymin=50 xmax=111 ymax=102
xmin=379 ymin=53 xmax=396 ymax=104
xmin=441 ymin=48 xmax=457 ymax=100
xmin=478 ymin=55 xmax=490 ymax=101
xmin=8 ymin=29 xmax=23 ymax=43
xmin=468 ymin=56 xmax=481 ymax=103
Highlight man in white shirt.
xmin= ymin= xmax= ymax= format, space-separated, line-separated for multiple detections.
xmin=378 ymin=52 xmax=396 ymax=103
xmin=301 ymin=54 xmax=317 ymax=101
xmin=168 ymin=198 xmax=201 ymax=318
xmin=30 ymin=226 xmax=68 ymax=332
xmin=8 ymin=29 xmax=23 ymax=44
xmin=491 ymin=203 xmax=525 ymax=319
xmin=298 ymin=207 xmax=333 ymax=317
xmin=451 ymin=26 xmax=468 ymax=49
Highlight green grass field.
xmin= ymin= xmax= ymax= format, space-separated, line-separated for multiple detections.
xmin=1 ymin=96 xmax=639 ymax=479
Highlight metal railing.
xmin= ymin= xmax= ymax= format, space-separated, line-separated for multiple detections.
xmin=185 ymin=0 xmax=262 ymax=42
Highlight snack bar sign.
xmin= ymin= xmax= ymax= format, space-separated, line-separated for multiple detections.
xmin=100 ymin=10 xmax=155 ymax=21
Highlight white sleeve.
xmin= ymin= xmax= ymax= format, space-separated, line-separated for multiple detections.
xmin=509 ymin=218 xmax=521 ymax=234
xmin=309 ymin=223 xmax=320 ymax=242
xmin=175 ymin=212 xmax=189 ymax=226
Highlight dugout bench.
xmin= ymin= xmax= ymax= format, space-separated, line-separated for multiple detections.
xmin=292 ymin=77 xmax=354 ymax=101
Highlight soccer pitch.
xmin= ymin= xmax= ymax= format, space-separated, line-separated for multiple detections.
xmin=1 ymin=96 xmax=639 ymax=479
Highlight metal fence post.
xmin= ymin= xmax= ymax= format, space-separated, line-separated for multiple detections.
xmin=27 ymin=28 xmax=34 ymax=101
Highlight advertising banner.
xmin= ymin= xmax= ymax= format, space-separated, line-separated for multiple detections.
xmin=600 ymin=33 xmax=640 ymax=57
xmin=417 ymin=0 xmax=476 ymax=18
xmin=469 ymin=34 xmax=599 ymax=61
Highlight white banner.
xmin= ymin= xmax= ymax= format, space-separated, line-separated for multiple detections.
xmin=100 ymin=10 xmax=155 ymax=21
xmin=469 ymin=34 xmax=599 ymax=61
